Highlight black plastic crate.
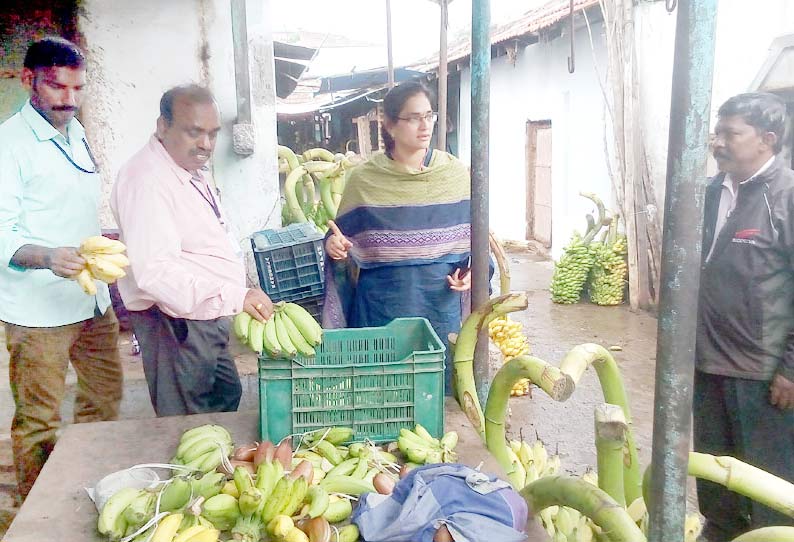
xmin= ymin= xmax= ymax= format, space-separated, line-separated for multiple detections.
xmin=251 ymin=223 xmax=325 ymax=301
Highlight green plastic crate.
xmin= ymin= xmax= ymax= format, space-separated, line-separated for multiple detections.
xmin=258 ymin=318 xmax=445 ymax=445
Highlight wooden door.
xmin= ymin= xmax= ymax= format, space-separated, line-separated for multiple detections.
xmin=526 ymin=120 xmax=553 ymax=247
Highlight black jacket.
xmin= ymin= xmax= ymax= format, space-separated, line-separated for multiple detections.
xmin=696 ymin=156 xmax=794 ymax=381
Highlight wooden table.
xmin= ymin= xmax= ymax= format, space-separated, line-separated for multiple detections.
xmin=4 ymin=399 xmax=549 ymax=541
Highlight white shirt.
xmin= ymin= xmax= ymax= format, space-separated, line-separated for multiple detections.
xmin=706 ymin=156 xmax=775 ymax=261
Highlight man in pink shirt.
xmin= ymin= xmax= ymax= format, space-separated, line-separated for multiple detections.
xmin=111 ymin=85 xmax=273 ymax=416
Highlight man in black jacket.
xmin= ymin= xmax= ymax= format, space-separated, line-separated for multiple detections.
xmin=696 ymin=92 xmax=794 ymax=540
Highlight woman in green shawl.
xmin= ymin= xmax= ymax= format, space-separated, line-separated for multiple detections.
xmin=323 ymin=81 xmax=472 ymax=394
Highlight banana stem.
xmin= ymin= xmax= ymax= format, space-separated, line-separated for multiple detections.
xmin=688 ymin=452 xmax=794 ymax=518
xmin=580 ymin=191 xmax=606 ymax=229
xmin=520 ymin=475 xmax=646 ymax=542
xmin=319 ymin=177 xmax=337 ymax=220
xmin=453 ymin=292 xmax=528 ymax=439
xmin=303 ymin=148 xmax=335 ymax=162
xmin=732 ymin=527 xmax=794 ymax=541
xmin=488 ymin=232 xmax=511 ymax=296
xmin=484 ymin=355 xmax=573 ymax=487
xmin=284 ymin=167 xmax=309 ymax=223
xmin=594 ymin=404 xmax=627 ymax=507
xmin=278 ymin=145 xmax=300 ymax=171
xmin=559 ymin=343 xmax=642 ymax=504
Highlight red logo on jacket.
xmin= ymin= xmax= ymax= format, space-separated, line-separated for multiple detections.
xmin=734 ymin=228 xmax=760 ymax=239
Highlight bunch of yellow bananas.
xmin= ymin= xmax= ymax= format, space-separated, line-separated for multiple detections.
xmin=488 ymin=317 xmax=532 ymax=397
xmin=75 ymin=236 xmax=129 ymax=295
xmin=234 ymin=302 xmax=322 ymax=358
xmin=506 ymin=438 xmax=560 ymax=489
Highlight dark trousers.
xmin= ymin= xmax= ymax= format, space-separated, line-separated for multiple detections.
xmin=693 ymin=370 xmax=794 ymax=539
xmin=128 ymin=307 xmax=241 ymax=417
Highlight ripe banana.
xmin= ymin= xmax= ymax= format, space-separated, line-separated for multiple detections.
xmin=97 ymin=487 xmax=141 ymax=539
xmin=85 ymin=255 xmax=126 ymax=282
xmin=173 ymin=524 xmax=207 ymax=542
xmin=80 ymin=235 xmax=126 ymax=255
xmin=150 ymin=512 xmax=183 ymax=542
xmin=281 ymin=302 xmax=323 ymax=346
xmin=75 ymin=268 xmax=97 ymax=295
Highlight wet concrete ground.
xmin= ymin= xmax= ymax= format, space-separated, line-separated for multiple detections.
xmin=0 ymin=249 xmax=693 ymax=536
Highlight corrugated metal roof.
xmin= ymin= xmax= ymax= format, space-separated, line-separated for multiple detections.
xmin=411 ymin=0 xmax=600 ymax=71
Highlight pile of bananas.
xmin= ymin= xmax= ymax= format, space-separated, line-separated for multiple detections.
xmin=488 ymin=317 xmax=532 ymax=397
xmin=74 ymin=236 xmax=130 ymax=295
xmin=550 ymin=233 xmax=595 ymax=304
xmin=234 ymin=302 xmax=322 ymax=357
xmin=506 ymin=438 xmax=560 ymax=489
xmin=97 ymin=424 xmax=369 ymax=542
xmin=279 ymin=146 xmax=362 ymax=234
xmin=396 ymin=424 xmax=459 ymax=465
xmin=587 ymin=235 xmax=628 ymax=306
xmin=170 ymin=424 xmax=233 ymax=473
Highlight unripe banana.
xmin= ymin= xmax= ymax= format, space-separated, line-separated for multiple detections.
xmin=321 ymin=498 xmax=353 ymax=523
xmin=274 ymin=312 xmax=298 ymax=357
xmin=248 ymin=318 xmax=265 ymax=354
xmin=281 ymin=302 xmax=323 ymax=345
xmin=233 ymin=312 xmax=252 ymax=341
xmin=158 ymin=476 xmax=192 ymax=512
xmin=262 ymin=316 xmax=281 ymax=358
xmin=281 ymin=310 xmax=316 ymax=357
xmin=97 ymin=487 xmax=141 ymax=539
xmin=200 ymin=493 xmax=240 ymax=531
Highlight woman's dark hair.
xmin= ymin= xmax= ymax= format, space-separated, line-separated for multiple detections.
xmin=381 ymin=81 xmax=433 ymax=156
xmin=718 ymin=92 xmax=787 ymax=153
xmin=24 ymin=37 xmax=85 ymax=70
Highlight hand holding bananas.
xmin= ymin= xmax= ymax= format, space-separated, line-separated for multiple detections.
xmin=74 ymin=236 xmax=130 ymax=295
xmin=242 ymin=288 xmax=273 ymax=322
xmin=234 ymin=301 xmax=323 ymax=357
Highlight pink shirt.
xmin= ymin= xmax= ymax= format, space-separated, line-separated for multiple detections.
xmin=111 ymin=136 xmax=248 ymax=320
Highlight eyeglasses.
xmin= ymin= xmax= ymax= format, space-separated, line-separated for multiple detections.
xmin=397 ymin=112 xmax=438 ymax=126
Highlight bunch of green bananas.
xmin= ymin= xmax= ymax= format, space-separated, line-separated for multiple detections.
xmin=397 ymin=424 xmax=458 ymax=465
xmin=550 ymin=233 xmax=595 ymax=304
xmin=233 ymin=302 xmax=323 ymax=358
xmin=587 ymin=235 xmax=628 ymax=306
xmin=170 ymin=424 xmax=233 ymax=473
xmin=97 ymin=472 xmax=224 ymax=542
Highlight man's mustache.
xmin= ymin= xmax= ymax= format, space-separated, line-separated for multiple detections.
xmin=52 ymin=106 xmax=77 ymax=112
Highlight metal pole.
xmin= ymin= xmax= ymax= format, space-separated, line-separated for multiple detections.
xmin=471 ymin=0 xmax=491 ymax=407
xmin=648 ymin=0 xmax=718 ymax=540
xmin=437 ymin=0 xmax=449 ymax=152
xmin=386 ymin=0 xmax=395 ymax=88
xmin=230 ymin=0 xmax=252 ymax=124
